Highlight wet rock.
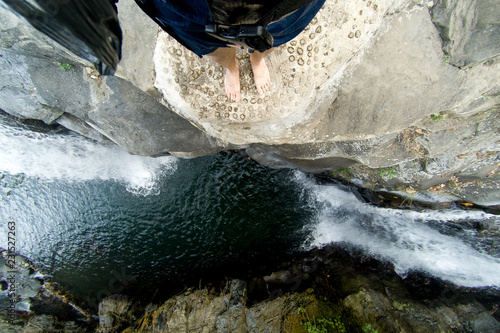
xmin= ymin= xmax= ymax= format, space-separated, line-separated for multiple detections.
xmin=132 ymin=286 xmax=225 ymax=332
xmin=108 ymin=245 xmax=500 ymax=332
xmin=0 ymin=252 xmax=44 ymax=315
xmin=98 ymin=295 xmax=131 ymax=332
xmin=125 ymin=280 xmax=288 ymax=333
xmin=343 ymin=287 xmax=500 ymax=332
xmin=0 ymin=250 xmax=94 ymax=332
xmin=4 ymin=246 xmax=495 ymax=332
xmin=245 ymin=296 xmax=283 ymax=332
xmin=343 ymin=288 xmax=400 ymax=331
xmin=263 ymin=270 xmax=292 ymax=285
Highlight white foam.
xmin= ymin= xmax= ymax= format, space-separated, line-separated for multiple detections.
xmin=295 ymin=172 xmax=500 ymax=288
xmin=0 ymin=122 xmax=177 ymax=195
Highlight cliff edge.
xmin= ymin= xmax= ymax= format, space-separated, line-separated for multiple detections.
xmin=0 ymin=0 xmax=498 ymax=206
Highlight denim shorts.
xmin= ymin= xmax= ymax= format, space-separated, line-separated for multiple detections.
xmin=148 ymin=0 xmax=326 ymax=55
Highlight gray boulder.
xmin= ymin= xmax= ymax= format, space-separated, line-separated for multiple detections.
xmin=431 ymin=0 xmax=500 ymax=68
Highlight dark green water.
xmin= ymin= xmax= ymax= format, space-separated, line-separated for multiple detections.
xmin=1 ymin=148 xmax=314 ymax=305
xmin=1 ymin=115 xmax=500 ymax=310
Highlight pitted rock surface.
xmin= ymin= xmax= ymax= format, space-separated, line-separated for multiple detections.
xmin=153 ymin=0 xmax=388 ymax=144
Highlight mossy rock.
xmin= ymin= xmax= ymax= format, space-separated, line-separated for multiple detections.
xmin=282 ymin=292 xmax=357 ymax=333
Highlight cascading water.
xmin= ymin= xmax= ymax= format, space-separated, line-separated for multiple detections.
xmin=296 ymin=173 xmax=500 ymax=288
xmin=1 ymin=114 xmax=499 ymax=305
xmin=0 ymin=115 xmax=176 ymax=195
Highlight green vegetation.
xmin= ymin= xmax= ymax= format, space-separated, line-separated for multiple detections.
xmin=448 ymin=176 xmax=463 ymax=190
xmin=362 ymin=323 xmax=379 ymax=333
xmin=378 ymin=166 xmax=397 ymax=179
xmin=400 ymin=195 xmax=415 ymax=207
xmin=304 ymin=321 xmax=326 ymax=333
xmin=58 ymin=62 xmax=75 ymax=72
xmin=298 ymin=293 xmax=311 ymax=302
xmin=430 ymin=112 xmax=445 ymax=121
xmin=442 ymin=54 xmax=450 ymax=64
xmin=304 ymin=317 xmax=347 ymax=333
xmin=296 ymin=293 xmax=311 ymax=314
xmin=331 ymin=168 xmax=352 ymax=178
xmin=392 ymin=300 xmax=412 ymax=311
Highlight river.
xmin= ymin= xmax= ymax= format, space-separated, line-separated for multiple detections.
xmin=1 ymin=112 xmax=499 ymax=307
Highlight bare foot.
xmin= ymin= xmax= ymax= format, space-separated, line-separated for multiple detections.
xmin=250 ymin=53 xmax=271 ymax=95
xmin=224 ymin=65 xmax=240 ymax=103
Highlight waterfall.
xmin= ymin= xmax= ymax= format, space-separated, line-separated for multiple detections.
xmin=296 ymin=172 xmax=500 ymax=288
xmin=0 ymin=117 xmax=177 ymax=195
xmin=1 ymin=115 xmax=499 ymax=292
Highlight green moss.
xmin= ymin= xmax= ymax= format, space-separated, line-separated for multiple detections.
xmin=378 ymin=167 xmax=397 ymax=179
xmin=330 ymin=168 xmax=353 ymax=178
xmin=58 ymin=63 xmax=75 ymax=72
xmin=391 ymin=300 xmax=412 ymax=312
xmin=430 ymin=112 xmax=446 ymax=121
xmin=283 ymin=289 xmax=366 ymax=333
xmin=362 ymin=323 xmax=378 ymax=333
xmin=304 ymin=317 xmax=347 ymax=332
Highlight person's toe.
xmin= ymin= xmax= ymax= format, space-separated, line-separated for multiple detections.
xmin=224 ymin=68 xmax=240 ymax=102
xmin=260 ymin=81 xmax=270 ymax=94
xmin=232 ymin=92 xmax=240 ymax=102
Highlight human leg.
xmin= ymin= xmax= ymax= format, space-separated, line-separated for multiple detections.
xmin=208 ymin=47 xmax=240 ymax=102
xmin=249 ymin=48 xmax=274 ymax=95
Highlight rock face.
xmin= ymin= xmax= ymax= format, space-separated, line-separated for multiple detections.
xmin=0 ymin=0 xmax=499 ymax=204
xmin=1 ymin=246 xmax=499 ymax=332
xmin=0 ymin=250 xmax=90 ymax=332
xmin=95 ymin=245 xmax=500 ymax=332
xmin=431 ymin=0 xmax=500 ymax=68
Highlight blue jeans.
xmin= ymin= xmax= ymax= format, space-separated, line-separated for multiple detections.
xmin=147 ymin=0 xmax=326 ymax=55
